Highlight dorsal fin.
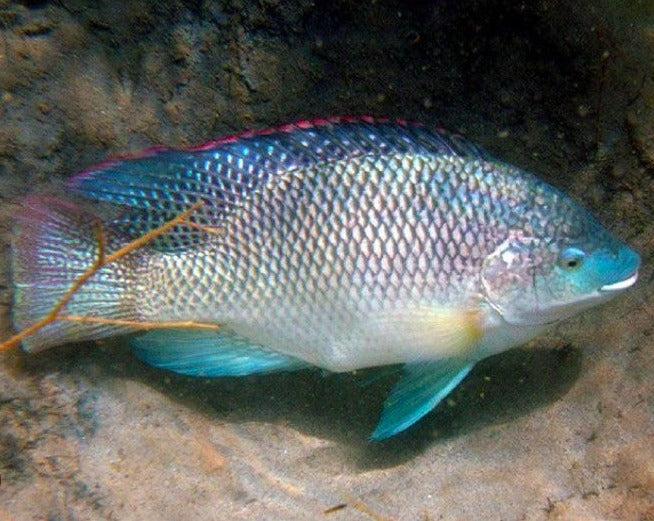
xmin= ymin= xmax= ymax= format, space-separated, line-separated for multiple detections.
xmin=69 ymin=117 xmax=493 ymax=250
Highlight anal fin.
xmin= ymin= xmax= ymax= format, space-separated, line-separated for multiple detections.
xmin=371 ymin=358 xmax=474 ymax=440
xmin=131 ymin=329 xmax=310 ymax=377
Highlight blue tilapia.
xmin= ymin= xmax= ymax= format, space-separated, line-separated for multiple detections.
xmin=12 ymin=117 xmax=640 ymax=439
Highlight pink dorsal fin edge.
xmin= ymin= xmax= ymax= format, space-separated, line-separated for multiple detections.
xmin=186 ymin=115 xmax=416 ymax=151
xmin=70 ymin=116 xmax=423 ymax=183
xmin=90 ymin=116 xmax=419 ymax=160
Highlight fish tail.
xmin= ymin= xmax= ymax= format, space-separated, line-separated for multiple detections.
xmin=11 ymin=196 xmax=141 ymax=352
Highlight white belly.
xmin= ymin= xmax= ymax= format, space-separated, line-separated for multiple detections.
xmin=226 ymin=304 xmax=548 ymax=373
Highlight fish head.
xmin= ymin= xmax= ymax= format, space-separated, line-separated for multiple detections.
xmin=481 ymin=193 xmax=640 ymax=326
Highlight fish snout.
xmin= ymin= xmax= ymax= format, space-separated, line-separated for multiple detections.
xmin=600 ymin=246 xmax=640 ymax=292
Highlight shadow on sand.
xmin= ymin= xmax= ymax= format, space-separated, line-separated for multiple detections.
xmin=15 ymin=336 xmax=582 ymax=470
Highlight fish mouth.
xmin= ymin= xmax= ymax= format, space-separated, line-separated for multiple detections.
xmin=600 ymin=271 xmax=639 ymax=292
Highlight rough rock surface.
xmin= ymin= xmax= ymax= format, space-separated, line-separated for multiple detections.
xmin=1 ymin=1 xmax=653 ymax=520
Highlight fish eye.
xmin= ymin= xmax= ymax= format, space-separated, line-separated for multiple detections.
xmin=559 ymin=247 xmax=585 ymax=270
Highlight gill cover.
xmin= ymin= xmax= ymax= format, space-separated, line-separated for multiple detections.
xmin=481 ymin=234 xmax=545 ymax=325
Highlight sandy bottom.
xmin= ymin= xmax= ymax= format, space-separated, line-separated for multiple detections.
xmin=1 ymin=1 xmax=653 ymax=520
xmin=2 ymin=293 xmax=653 ymax=520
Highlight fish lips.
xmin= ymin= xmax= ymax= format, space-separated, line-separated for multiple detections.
xmin=599 ymin=246 xmax=640 ymax=293
xmin=600 ymin=270 xmax=639 ymax=292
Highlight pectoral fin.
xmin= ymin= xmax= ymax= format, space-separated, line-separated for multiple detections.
xmin=131 ymin=329 xmax=310 ymax=377
xmin=367 ymin=306 xmax=483 ymax=363
xmin=371 ymin=358 xmax=474 ymax=440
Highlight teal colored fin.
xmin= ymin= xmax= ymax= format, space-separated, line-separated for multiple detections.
xmin=131 ymin=329 xmax=310 ymax=377
xmin=371 ymin=359 xmax=474 ymax=441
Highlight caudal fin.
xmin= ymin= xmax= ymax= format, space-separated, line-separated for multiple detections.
xmin=11 ymin=196 xmax=141 ymax=352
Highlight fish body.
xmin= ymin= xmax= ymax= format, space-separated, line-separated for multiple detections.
xmin=12 ymin=117 xmax=640 ymax=439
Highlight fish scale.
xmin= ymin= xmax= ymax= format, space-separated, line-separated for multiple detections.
xmin=135 ymin=151 xmax=540 ymax=365
xmin=12 ymin=117 xmax=640 ymax=439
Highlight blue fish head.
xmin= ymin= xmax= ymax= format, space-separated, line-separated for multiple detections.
xmin=556 ymin=242 xmax=640 ymax=296
xmin=482 ymin=212 xmax=640 ymax=326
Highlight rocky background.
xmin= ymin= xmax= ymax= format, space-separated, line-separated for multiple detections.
xmin=1 ymin=1 xmax=653 ymax=519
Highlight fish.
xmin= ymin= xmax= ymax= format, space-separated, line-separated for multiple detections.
xmin=11 ymin=116 xmax=640 ymax=440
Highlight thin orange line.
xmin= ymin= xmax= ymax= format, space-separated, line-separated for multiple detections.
xmin=0 ymin=201 xmax=205 ymax=351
